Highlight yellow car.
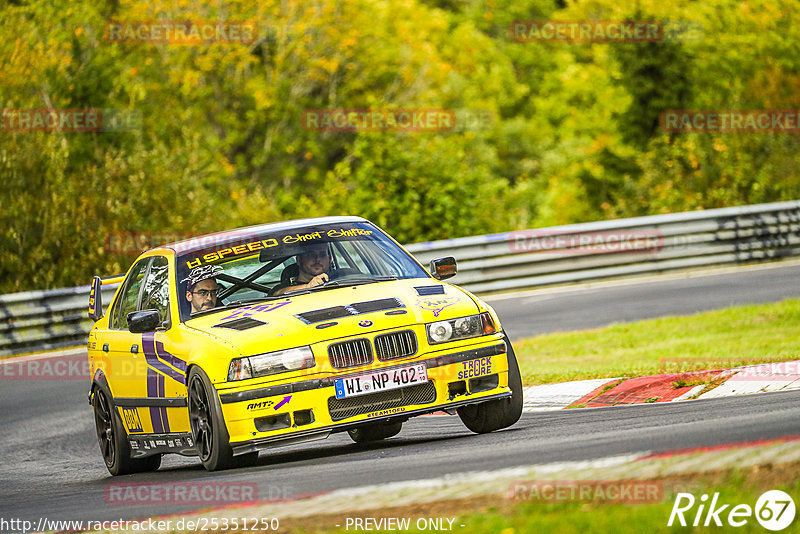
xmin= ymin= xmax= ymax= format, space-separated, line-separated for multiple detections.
xmin=87 ymin=217 xmax=522 ymax=474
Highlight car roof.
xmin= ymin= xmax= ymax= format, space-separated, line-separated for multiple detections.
xmin=164 ymin=215 xmax=369 ymax=255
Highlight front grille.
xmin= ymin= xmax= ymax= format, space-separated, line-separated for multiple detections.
xmin=328 ymin=381 xmax=437 ymax=421
xmin=328 ymin=338 xmax=373 ymax=369
xmin=375 ymin=330 xmax=417 ymax=361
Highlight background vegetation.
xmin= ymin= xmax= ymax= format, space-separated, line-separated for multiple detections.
xmin=1 ymin=0 xmax=799 ymax=292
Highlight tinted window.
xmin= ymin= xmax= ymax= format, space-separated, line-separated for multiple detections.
xmin=110 ymin=258 xmax=150 ymax=329
xmin=139 ymin=256 xmax=171 ymax=326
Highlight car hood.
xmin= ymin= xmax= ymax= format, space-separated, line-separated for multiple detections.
xmin=183 ymin=278 xmax=480 ymax=355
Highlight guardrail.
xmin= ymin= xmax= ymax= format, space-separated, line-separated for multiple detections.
xmin=2 ymin=200 xmax=799 ymax=356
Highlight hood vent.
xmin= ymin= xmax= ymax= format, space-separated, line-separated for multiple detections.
xmin=212 ymin=317 xmax=267 ymax=331
xmin=296 ymin=298 xmax=404 ymax=324
xmin=349 ymin=297 xmax=403 ymax=314
xmin=415 ymin=285 xmax=445 ymax=296
xmin=296 ymin=306 xmax=353 ymax=324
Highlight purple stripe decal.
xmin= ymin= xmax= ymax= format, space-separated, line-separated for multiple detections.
xmin=142 ymin=333 xmax=185 ymax=384
xmin=149 ymin=406 xmax=163 ymax=433
xmin=158 ymin=374 xmax=170 ymax=433
xmin=155 ymin=340 xmax=187 ymax=373
xmin=147 ymin=368 xmax=163 ymax=434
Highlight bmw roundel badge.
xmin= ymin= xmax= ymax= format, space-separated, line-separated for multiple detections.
xmin=358 ymin=320 xmax=373 ymax=327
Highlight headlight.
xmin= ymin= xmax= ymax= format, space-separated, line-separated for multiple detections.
xmin=426 ymin=312 xmax=496 ymax=344
xmin=228 ymin=346 xmax=315 ymax=381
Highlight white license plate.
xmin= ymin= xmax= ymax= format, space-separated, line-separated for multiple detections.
xmin=334 ymin=363 xmax=428 ymax=399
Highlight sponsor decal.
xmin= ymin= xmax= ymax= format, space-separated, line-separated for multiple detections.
xmin=122 ymin=407 xmax=144 ymax=433
xmin=366 ymin=407 xmax=406 ymax=419
xmin=185 ymin=238 xmax=279 ymax=268
xmin=385 ymin=309 xmax=408 ymax=316
xmin=219 ymin=301 xmax=291 ymax=321
xmin=274 ymin=395 xmax=292 ymax=411
xmin=416 ymin=296 xmax=460 ymax=318
xmin=457 ymin=357 xmax=493 ymax=380
xmin=246 ymin=400 xmax=274 ymax=411
xmin=316 ymin=321 xmax=338 ymax=329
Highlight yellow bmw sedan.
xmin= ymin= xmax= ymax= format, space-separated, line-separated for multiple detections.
xmin=87 ymin=216 xmax=522 ymax=474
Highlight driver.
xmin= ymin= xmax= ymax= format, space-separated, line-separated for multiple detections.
xmin=272 ymin=243 xmax=332 ymax=296
xmin=182 ymin=265 xmax=223 ymax=314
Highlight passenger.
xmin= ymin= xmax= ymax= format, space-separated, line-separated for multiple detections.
xmin=182 ymin=265 xmax=223 ymax=314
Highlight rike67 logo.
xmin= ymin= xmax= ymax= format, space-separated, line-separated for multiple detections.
xmin=668 ymin=490 xmax=796 ymax=531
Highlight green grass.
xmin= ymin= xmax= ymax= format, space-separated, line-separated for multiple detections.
xmin=289 ymin=467 xmax=800 ymax=534
xmin=448 ymin=474 xmax=800 ymax=534
xmin=512 ymin=298 xmax=800 ymax=385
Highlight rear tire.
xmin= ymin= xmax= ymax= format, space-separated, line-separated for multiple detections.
xmin=188 ymin=367 xmax=258 ymax=471
xmin=347 ymin=421 xmax=403 ymax=443
xmin=458 ymin=335 xmax=523 ymax=433
xmin=92 ymin=385 xmax=161 ymax=476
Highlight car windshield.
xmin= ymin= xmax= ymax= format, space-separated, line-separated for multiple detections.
xmin=175 ymin=221 xmax=430 ymax=322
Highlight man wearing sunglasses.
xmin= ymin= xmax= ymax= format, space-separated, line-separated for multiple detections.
xmin=183 ymin=265 xmax=223 ymax=314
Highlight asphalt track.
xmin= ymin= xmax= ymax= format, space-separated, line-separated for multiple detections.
xmin=1 ymin=263 xmax=799 ymax=526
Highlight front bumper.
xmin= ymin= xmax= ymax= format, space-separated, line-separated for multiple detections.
xmin=217 ymin=340 xmax=510 ymax=453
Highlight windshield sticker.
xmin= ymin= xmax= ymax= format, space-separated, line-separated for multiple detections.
xmin=184 ymin=228 xmax=375 ymax=269
xmin=186 ymin=238 xmax=278 ymax=268
xmin=327 ymin=228 xmax=373 ymax=238
xmin=282 ymin=231 xmax=323 ymax=243
xmin=220 ymin=301 xmax=291 ymax=321
xmin=416 ymin=296 xmax=460 ymax=317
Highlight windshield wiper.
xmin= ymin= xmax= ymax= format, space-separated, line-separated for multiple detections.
xmin=308 ymin=276 xmax=398 ymax=292
xmin=225 ymin=296 xmax=288 ymax=306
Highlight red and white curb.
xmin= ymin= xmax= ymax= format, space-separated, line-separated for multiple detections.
xmin=522 ymin=360 xmax=800 ymax=411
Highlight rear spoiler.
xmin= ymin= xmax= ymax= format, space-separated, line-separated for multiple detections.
xmin=89 ymin=274 xmax=125 ymax=321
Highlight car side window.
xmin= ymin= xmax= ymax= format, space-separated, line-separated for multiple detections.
xmin=110 ymin=258 xmax=151 ymax=330
xmin=139 ymin=256 xmax=171 ymax=326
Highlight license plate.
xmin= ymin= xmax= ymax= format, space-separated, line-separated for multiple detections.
xmin=334 ymin=363 xmax=428 ymax=399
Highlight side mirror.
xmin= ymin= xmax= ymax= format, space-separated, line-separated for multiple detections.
xmin=127 ymin=310 xmax=161 ymax=333
xmin=88 ymin=276 xmax=103 ymax=321
xmin=430 ymin=257 xmax=457 ymax=280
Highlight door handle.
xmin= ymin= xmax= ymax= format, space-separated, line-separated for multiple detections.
xmin=102 ymin=343 xmax=109 ymax=352
xmin=130 ymin=344 xmax=139 ymax=354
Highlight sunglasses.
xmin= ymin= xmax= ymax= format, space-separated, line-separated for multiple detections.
xmin=191 ymin=289 xmax=219 ymax=298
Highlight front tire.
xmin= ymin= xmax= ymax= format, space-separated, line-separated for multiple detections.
xmin=347 ymin=421 xmax=403 ymax=443
xmin=93 ymin=385 xmax=161 ymax=476
xmin=458 ymin=335 xmax=523 ymax=433
xmin=188 ymin=367 xmax=258 ymax=471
